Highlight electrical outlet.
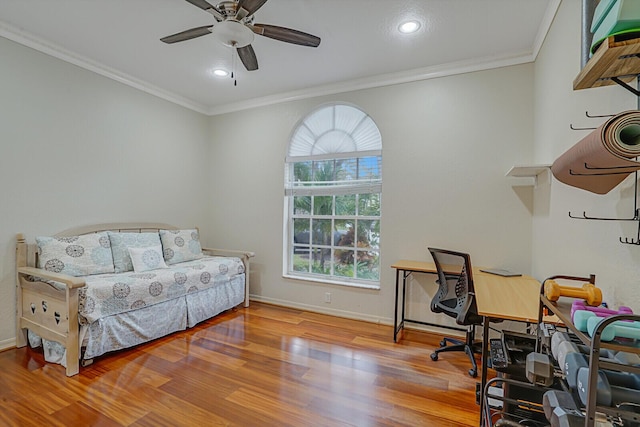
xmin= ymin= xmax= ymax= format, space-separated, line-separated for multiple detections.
xmin=324 ymin=292 xmax=331 ymax=303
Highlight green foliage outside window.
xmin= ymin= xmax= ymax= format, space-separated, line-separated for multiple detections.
xmin=291 ymin=157 xmax=380 ymax=282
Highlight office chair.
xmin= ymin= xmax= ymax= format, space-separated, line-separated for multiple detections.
xmin=428 ymin=247 xmax=484 ymax=377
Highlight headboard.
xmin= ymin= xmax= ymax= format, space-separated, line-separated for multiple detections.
xmin=17 ymin=222 xmax=182 ymax=270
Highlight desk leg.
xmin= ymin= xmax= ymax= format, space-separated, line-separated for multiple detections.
xmin=401 ymin=271 xmax=407 ymax=329
xmin=393 ymin=268 xmax=399 ymax=342
xmin=479 ymin=316 xmax=490 ymax=427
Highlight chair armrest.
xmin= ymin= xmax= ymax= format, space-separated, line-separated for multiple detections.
xmin=17 ymin=266 xmax=86 ymax=289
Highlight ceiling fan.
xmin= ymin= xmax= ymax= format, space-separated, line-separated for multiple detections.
xmin=160 ymin=0 xmax=321 ymax=71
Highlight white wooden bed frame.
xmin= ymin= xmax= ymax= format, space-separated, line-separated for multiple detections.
xmin=15 ymin=222 xmax=254 ymax=376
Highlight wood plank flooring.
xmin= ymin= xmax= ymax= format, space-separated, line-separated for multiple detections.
xmin=0 ymin=302 xmax=483 ymax=426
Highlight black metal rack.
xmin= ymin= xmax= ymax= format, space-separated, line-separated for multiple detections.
xmin=567 ymin=169 xmax=640 ymax=245
xmin=538 ymin=295 xmax=640 ymax=427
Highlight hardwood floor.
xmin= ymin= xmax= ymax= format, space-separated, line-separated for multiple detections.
xmin=0 ymin=302 xmax=483 ymax=426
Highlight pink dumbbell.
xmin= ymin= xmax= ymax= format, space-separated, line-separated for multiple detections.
xmin=571 ymin=300 xmax=633 ymax=321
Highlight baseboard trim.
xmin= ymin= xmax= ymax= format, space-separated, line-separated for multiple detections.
xmin=249 ymin=295 xmax=465 ymax=338
xmin=250 ymin=295 xmax=392 ymax=325
xmin=0 ymin=338 xmax=16 ymax=352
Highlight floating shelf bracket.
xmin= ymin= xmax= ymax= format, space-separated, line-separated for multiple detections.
xmin=505 ymin=165 xmax=550 ymax=187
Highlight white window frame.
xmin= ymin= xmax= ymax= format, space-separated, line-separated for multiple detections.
xmin=283 ymin=103 xmax=382 ymax=289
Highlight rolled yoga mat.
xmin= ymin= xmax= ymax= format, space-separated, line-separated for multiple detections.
xmin=551 ymin=110 xmax=640 ymax=194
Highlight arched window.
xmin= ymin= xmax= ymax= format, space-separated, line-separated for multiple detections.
xmin=284 ymin=103 xmax=382 ymax=288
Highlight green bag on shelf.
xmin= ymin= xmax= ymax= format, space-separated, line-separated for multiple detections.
xmin=591 ymin=0 xmax=640 ymax=54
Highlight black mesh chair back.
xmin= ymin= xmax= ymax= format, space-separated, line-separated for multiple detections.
xmin=428 ymin=247 xmax=483 ymax=377
xmin=429 ymin=248 xmax=481 ymax=326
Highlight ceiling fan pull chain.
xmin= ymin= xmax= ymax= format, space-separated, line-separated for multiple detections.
xmin=230 ymin=44 xmax=235 ymax=79
xmin=231 ymin=43 xmax=237 ymax=86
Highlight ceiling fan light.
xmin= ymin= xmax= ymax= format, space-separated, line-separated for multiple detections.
xmin=398 ymin=20 xmax=421 ymax=34
xmin=210 ymin=20 xmax=255 ymax=47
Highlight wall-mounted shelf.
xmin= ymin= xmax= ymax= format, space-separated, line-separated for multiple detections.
xmin=574 ymin=35 xmax=640 ymax=91
xmin=505 ymin=165 xmax=551 ymax=186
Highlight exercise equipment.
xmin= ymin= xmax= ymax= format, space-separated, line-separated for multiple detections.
xmin=543 ymin=390 xmax=577 ymax=421
xmin=526 ymin=352 xmax=554 ymax=386
xmin=551 ymin=330 xmax=640 ymax=389
xmin=555 ymin=340 xmax=580 ymax=370
xmin=618 ymin=403 xmax=640 ymax=427
xmin=551 ymin=406 xmax=586 ymax=427
xmin=551 ymin=406 xmax=613 ymax=427
xmin=494 ymin=419 xmax=527 ymax=427
xmin=577 ymin=366 xmax=640 ymax=406
xmin=614 ymin=351 xmax=640 ymax=365
xmin=551 ymin=331 xmax=616 ymax=371
xmin=543 ymin=390 xmax=614 ymax=427
xmin=564 ymin=351 xmax=640 ymax=390
xmin=551 ymin=331 xmax=572 ymax=351
xmin=544 ymin=280 xmax=603 ymax=306
xmin=587 ymin=315 xmax=640 ymax=342
xmin=574 ymin=309 xmax=640 ymax=335
xmin=571 ymin=300 xmax=633 ymax=321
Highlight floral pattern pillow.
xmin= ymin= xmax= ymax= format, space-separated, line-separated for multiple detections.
xmin=108 ymin=232 xmax=163 ymax=273
xmin=128 ymin=245 xmax=167 ymax=272
xmin=159 ymin=229 xmax=203 ymax=265
xmin=36 ymin=232 xmax=115 ymax=277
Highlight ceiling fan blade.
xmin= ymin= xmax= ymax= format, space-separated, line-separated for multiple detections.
xmin=252 ymin=24 xmax=320 ymax=47
xmin=237 ymin=45 xmax=259 ymax=71
xmin=160 ymin=25 xmax=213 ymax=44
xmin=235 ymin=0 xmax=269 ymax=20
xmin=185 ymin=0 xmax=224 ymax=21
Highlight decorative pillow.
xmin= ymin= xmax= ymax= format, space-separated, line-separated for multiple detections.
xmin=128 ymin=245 xmax=167 ymax=272
xmin=108 ymin=232 xmax=162 ymax=273
xmin=36 ymin=232 xmax=115 ymax=277
xmin=159 ymin=229 xmax=203 ymax=265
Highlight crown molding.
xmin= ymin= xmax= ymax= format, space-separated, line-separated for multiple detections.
xmin=532 ymin=0 xmax=562 ymax=60
xmin=206 ymin=51 xmax=536 ymax=115
xmin=0 ymin=20 xmax=210 ymax=115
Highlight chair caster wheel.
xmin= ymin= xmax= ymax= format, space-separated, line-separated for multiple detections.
xmin=468 ymin=369 xmax=477 ymax=378
xmin=440 ymin=339 xmax=447 ymax=347
xmin=430 ymin=353 xmax=438 ymax=361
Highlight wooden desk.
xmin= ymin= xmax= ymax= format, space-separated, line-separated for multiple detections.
xmin=391 ymin=260 xmax=541 ymax=427
xmin=391 ymin=260 xmax=540 ymax=325
xmin=474 ymin=271 xmax=541 ymax=322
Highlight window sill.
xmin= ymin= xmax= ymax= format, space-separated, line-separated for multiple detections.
xmin=283 ymin=273 xmax=380 ymax=290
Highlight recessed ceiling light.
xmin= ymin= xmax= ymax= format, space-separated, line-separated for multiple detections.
xmin=211 ymin=69 xmax=229 ymax=77
xmin=398 ymin=20 xmax=421 ymax=34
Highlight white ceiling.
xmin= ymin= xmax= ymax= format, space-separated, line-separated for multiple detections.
xmin=0 ymin=0 xmax=559 ymax=115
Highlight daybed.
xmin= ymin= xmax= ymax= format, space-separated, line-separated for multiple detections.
xmin=15 ymin=222 xmax=254 ymax=376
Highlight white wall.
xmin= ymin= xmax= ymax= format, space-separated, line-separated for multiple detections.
xmin=532 ymin=0 xmax=640 ymax=310
xmin=0 ymin=37 xmax=211 ymax=348
xmin=7 ymin=7 xmax=595 ymax=345
xmin=208 ymin=64 xmax=536 ymax=327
